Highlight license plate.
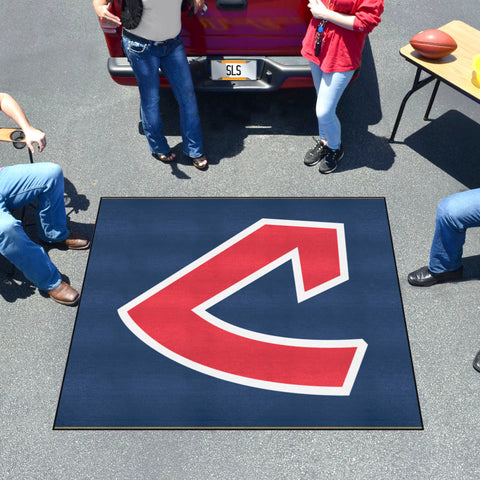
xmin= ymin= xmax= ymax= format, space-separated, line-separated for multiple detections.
xmin=211 ymin=60 xmax=257 ymax=81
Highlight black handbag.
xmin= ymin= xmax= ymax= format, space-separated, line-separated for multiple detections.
xmin=121 ymin=0 xmax=144 ymax=30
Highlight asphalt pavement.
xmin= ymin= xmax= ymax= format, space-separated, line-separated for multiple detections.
xmin=1 ymin=1 xmax=480 ymax=479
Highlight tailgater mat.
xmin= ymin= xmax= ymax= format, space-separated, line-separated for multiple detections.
xmin=54 ymin=198 xmax=422 ymax=429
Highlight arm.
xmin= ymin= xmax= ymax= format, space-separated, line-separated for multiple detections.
xmin=0 ymin=93 xmax=46 ymax=153
xmin=308 ymin=0 xmax=355 ymax=30
xmin=308 ymin=0 xmax=383 ymax=33
xmin=92 ymin=0 xmax=121 ymax=27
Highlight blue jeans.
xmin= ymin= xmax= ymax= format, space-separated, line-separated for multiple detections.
xmin=0 ymin=163 xmax=69 ymax=290
xmin=429 ymin=189 xmax=480 ymax=273
xmin=122 ymin=33 xmax=204 ymax=158
xmin=310 ymin=63 xmax=354 ymax=150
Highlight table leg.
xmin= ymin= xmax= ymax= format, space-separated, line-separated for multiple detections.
xmin=424 ymin=79 xmax=441 ymax=121
xmin=389 ymin=68 xmax=437 ymax=142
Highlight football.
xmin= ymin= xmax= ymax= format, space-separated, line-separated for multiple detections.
xmin=410 ymin=29 xmax=457 ymax=59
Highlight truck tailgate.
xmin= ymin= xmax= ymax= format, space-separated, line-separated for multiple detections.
xmin=182 ymin=0 xmax=310 ymax=56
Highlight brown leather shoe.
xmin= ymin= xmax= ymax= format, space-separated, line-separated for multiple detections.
xmin=57 ymin=231 xmax=90 ymax=250
xmin=47 ymin=281 xmax=80 ymax=306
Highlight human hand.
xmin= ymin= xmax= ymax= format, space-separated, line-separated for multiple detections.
xmin=23 ymin=126 xmax=46 ymax=153
xmin=192 ymin=0 xmax=206 ymax=15
xmin=308 ymin=0 xmax=330 ymax=20
xmin=93 ymin=1 xmax=121 ymax=27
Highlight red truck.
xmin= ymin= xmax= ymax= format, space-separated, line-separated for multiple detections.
xmin=98 ymin=0 xmax=313 ymax=91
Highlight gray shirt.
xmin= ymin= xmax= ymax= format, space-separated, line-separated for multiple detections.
xmin=127 ymin=0 xmax=182 ymax=42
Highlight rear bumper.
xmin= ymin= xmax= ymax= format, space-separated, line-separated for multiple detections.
xmin=108 ymin=55 xmax=313 ymax=91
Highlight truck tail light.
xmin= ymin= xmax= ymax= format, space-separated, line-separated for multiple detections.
xmin=98 ymin=2 xmax=120 ymax=34
xmin=99 ymin=19 xmax=119 ymax=35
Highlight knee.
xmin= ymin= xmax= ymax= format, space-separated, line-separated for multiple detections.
xmin=315 ymin=105 xmax=332 ymax=125
xmin=315 ymin=105 xmax=329 ymax=123
xmin=436 ymin=194 xmax=467 ymax=230
xmin=43 ymin=162 xmax=63 ymax=181
xmin=38 ymin=162 xmax=64 ymax=191
xmin=139 ymin=86 xmax=160 ymax=108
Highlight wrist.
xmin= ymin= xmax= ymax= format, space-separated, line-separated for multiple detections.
xmin=324 ymin=10 xmax=334 ymax=23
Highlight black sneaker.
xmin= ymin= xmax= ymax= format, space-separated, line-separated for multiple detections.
xmin=318 ymin=145 xmax=344 ymax=174
xmin=304 ymin=139 xmax=326 ymax=166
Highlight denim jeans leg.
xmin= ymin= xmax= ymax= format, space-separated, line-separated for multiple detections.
xmin=0 ymin=163 xmax=69 ymax=243
xmin=429 ymin=189 xmax=480 ymax=273
xmin=122 ymin=36 xmax=171 ymax=155
xmin=161 ymin=39 xmax=203 ymax=158
xmin=0 ymin=165 xmax=63 ymax=290
xmin=310 ymin=62 xmax=354 ymax=149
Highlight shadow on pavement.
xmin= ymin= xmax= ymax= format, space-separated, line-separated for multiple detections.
xmin=336 ymin=37 xmax=395 ymax=173
xmin=157 ymin=38 xmax=394 ymax=175
xmin=460 ymin=254 xmax=480 ymax=281
xmin=0 ymin=273 xmax=36 ymax=303
xmin=404 ymin=110 xmax=480 ymax=188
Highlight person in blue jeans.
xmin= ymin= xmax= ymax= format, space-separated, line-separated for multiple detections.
xmin=408 ymin=189 xmax=480 ymax=287
xmin=0 ymin=93 xmax=89 ymax=306
xmin=301 ymin=0 xmax=383 ymax=174
xmin=93 ymin=0 xmax=208 ymax=170
xmin=407 ymin=189 xmax=480 ymax=373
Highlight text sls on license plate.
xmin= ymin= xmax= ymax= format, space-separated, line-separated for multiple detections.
xmin=211 ymin=60 xmax=257 ymax=81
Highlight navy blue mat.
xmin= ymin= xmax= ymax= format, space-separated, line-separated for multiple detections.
xmin=54 ymin=198 xmax=422 ymax=429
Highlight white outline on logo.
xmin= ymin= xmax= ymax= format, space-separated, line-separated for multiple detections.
xmin=118 ymin=219 xmax=367 ymax=396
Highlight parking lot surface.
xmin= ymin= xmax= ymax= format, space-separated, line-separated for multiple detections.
xmin=1 ymin=2 xmax=479 ymax=479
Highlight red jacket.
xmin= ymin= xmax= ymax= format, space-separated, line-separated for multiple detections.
xmin=301 ymin=0 xmax=384 ymax=73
